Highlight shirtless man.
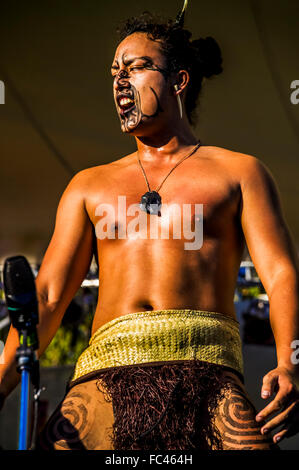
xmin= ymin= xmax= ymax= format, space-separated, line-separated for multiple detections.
xmin=1 ymin=12 xmax=299 ymax=450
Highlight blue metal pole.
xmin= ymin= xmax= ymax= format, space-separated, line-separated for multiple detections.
xmin=18 ymin=369 xmax=30 ymax=450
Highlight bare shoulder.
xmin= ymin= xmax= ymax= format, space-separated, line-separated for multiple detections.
xmin=203 ymin=145 xmax=274 ymax=187
xmin=64 ymin=152 xmax=136 ymax=192
xmin=202 ymin=145 xmax=264 ymax=168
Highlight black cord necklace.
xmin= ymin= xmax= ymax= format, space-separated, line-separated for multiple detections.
xmin=137 ymin=141 xmax=201 ymax=216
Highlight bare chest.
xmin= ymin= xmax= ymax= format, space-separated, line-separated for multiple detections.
xmin=86 ymin=161 xmax=241 ymax=243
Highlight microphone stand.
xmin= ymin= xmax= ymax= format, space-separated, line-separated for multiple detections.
xmin=3 ymin=255 xmax=44 ymax=451
xmin=15 ymin=329 xmax=41 ymax=450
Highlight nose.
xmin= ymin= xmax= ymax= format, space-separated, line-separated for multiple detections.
xmin=114 ymin=69 xmax=130 ymax=91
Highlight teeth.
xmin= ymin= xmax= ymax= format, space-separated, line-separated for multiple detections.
xmin=119 ymin=97 xmax=133 ymax=106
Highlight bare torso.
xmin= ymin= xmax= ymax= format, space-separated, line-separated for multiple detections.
xmin=83 ymin=145 xmax=246 ymax=334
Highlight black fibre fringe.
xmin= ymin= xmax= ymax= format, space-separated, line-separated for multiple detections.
xmin=96 ymin=360 xmax=230 ymax=450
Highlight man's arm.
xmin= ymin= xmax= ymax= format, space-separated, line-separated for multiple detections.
xmin=0 ymin=170 xmax=94 ymax=405
xmin=240 ymin=155 xmax=299 ymax=443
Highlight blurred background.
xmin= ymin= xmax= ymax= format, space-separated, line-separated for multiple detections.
xmin=0 ymin=0 xmax=298 ymax=450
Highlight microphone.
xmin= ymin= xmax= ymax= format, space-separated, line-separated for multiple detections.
xmin=3 ymin=255 xmax=39 ymax=351
xmin=3 ymin=255 xmax=41 ymax=450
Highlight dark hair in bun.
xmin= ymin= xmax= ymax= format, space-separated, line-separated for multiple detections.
xmin=117 ymin=12 xmax=223 ymax=125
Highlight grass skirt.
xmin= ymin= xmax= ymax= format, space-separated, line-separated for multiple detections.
xmin=95 ymin=359 xmax=230 ymax=450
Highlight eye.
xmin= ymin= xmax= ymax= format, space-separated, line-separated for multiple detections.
xmin=111 ymin=66 xmax=119 ymax=76
xmin=130 ymin=65 xmax=144 ymax=71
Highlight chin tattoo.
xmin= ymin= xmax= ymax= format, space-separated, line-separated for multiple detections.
xmin=119 ymin=85 xmax=164 ymax=133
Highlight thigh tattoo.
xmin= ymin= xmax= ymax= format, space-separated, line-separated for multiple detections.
xmin=215 ymin=384 xmax=279 ymax=450
xmin=38 ymin=389 xmax=96 ymax=450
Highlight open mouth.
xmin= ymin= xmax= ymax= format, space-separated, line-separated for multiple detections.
xmin=117 ymin=94 xmax=135 ymax=115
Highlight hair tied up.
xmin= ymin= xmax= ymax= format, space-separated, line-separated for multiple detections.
xmin=117 ymin=13 xmax=223 ymax=125
xmin=191 ymin=37 xmax=223 ymax=78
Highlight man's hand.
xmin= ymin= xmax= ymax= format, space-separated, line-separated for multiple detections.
xmin=256 ymin=367 xmax=299 ymax=444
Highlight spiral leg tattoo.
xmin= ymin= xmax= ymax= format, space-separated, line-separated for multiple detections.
xmin=214 ymin=383 xmax=279 ymax=450
xmin=37 ymin=380 xmax=114 ymax=450
xmin=37 ymin=390 xmax=94 ymax=449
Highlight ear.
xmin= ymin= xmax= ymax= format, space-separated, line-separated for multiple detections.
xmin=173 ymin=70 xmax=190 ymax=95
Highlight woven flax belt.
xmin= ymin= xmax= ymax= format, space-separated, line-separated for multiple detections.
xmin=70 ymin=310 xmax=243 ymax=386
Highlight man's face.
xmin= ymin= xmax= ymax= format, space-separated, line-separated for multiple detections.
xmin=111 ymin=32 xmax=171 ymax=134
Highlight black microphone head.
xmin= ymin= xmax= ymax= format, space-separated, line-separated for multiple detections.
xmin=3 ymin=255 xmax=38 ymax=335
xmin=3 ymin=255 xmax=36 ymax=298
